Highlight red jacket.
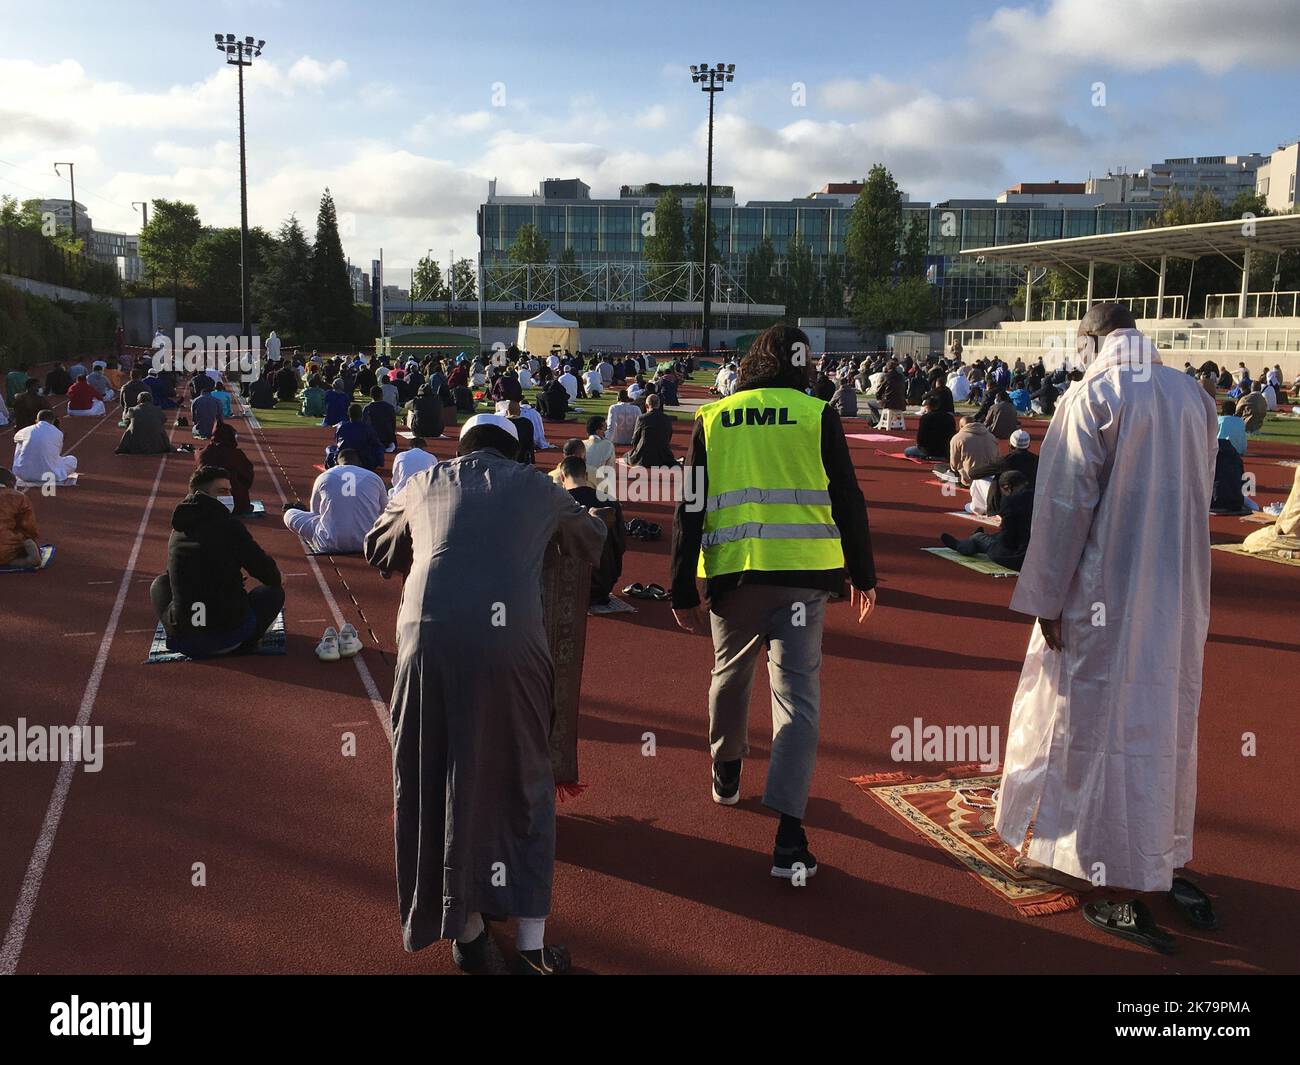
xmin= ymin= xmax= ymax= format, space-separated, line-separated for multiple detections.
xmin=67 ymin=378 xmax=97 ymax=411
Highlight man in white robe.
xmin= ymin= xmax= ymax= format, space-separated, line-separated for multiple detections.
xmin=284 ymin=450 xmax=388 ymax=553
xmin=388 ymin=438 xmax=438 ymax=499
xmin=517 ymin=402 xmax=550 ymax=450
xmin=995 ymin=304 xmax=1218 ymax=946
xmin=12 ymin=412 xmax=77 ymax=484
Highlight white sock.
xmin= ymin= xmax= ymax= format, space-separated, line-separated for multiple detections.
xmin=516 ymin=916 xmax=546 ymax=952
xmin=457 ymin=911 xmax=484 ymax=944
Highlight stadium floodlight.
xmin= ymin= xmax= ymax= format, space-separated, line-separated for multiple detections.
xmin=213 ymin=31 xmax=266 ymax=343
xmin=686 ymin=62 xmax=735 ymax=360
xmin=690 ymin=64 xmax=698 ymax=73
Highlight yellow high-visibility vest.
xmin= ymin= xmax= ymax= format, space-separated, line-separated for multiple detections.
xmin=696 ymin=386 xmax=843 ymax=579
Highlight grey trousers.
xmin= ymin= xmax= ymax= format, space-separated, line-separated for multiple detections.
xmin=708 ymin=584 xmax=828 ymax=819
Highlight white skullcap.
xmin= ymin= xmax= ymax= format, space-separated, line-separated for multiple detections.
xmin=1010 ymin=429 xmax=1031 ymax=449
xmin=459 ymin=413 xmax=518 ymax=440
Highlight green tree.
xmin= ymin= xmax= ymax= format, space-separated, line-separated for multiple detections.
xmin=853 ymin=276 xmax=938 ymax=332
xmin=507 ymin=223 xmax=550 ymax=264
xmin=252 ymin=215 xmax=314 ymax=340
xmin=139 ymin=199 xmax=202 ymax=299
xmin=782 ymin=233 xmax=819 ymax=321
xmin=450 ymin=258 xmax=477 ymax=301
xmin=818 ymin=253 xmax=846 ymax=318
xmin=644 ymin=190 xmax=686 ymax=300
xmin=309 ymin=188 xmax=356 ymax=342
xmin=743 ymin=236 xmax=777 ymax=304
xmin=900 ymin=215 xmax=928 ymax=279
xmin=844 ymin=165 xmax=904 ymax=293
xmin=413 ymin=255 xmax=446 ymax=301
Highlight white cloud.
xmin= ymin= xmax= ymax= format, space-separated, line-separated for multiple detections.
xmin=286 ymin=56 xmax=348 ymax=90
xmin=635 ymin=104 xmax=670 ymax=129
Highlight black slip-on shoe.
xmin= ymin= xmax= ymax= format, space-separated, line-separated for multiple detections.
xmin=771 ymin=835 xmax=819 ymax=880
xmin=451 ymin=928 xmax=492 ymax=974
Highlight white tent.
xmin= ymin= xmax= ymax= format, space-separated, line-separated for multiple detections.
xmin=517 ymin=308 xmax=580 ymax=356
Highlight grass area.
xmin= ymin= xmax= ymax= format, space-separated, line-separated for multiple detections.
xmin=1253 ymin=413 xmax=1300 ymax=447
xmin=243 ymin=371 xmax=710 ymax=432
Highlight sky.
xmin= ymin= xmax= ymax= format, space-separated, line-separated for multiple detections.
xmin=3 ymin=0 xmax=1300 ymax=275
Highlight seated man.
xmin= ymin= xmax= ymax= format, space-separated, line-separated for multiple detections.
xmin=199 ymin=423 xmax=256 ymax=515
xmin=41 ymin=361 xmax=71 ymax=398
xmin=85 ymin=362 xmax=116 ymax=403
xmin=299 ymin=376 xmax=327 ymax=419
xmin=940 ymin=470 xmax=1034 ymax=570
xmin=938 ymin=415 xmax=998 ymax=486
xmin=363 ymin=385 xmax=399 ymax=454
xmin=582 ymin=365 xmax=604 ymax=400
xmin=284 ymin=449 xmax=388 ymax=554
xmin=13 ymin=411 xmax=77 ymax=484
xmin=606 ymin=390 xmax=639 ymax=446
xmin=389 ymin=436 xmax=439 ymax=498
xmin=191 ymin=382 xmax=222 ymax=439
xmin=583 ymin=415 xmax=615 ymax=483
xmin=66 ymin=373 xmax=106 ymax=417
xmin=249 ymin=374 xmax=278 ymax=409
xmin=1209 ymin=437 xmax=1249 ymax=515
xmin=210 ymin=381 xmax=234 ymax=419
xmin=1218 ymin=398 xmax=1249 ymax=456
xmin=11 ymin=378 xmax=50 ymax=431
xmin=1240 ymin=463 xmax=1300 ymax=559
xmin=115 ymin=392 xmax=172 ymax=455
xmin=120 ymin=367 xmax=150 ymax=416
xmin=904 ymin=394 xmax=956 ymax=460
xmin=322 ymin=379 xmax=351 ymax=427
xmin=549 ymin=438 xmax=589 ymax=485
xmin=983 ymin=388 xmax=1021 ymax=440
xmin=150 ymin=465 xmax=284 ymax=657
xmin=331 ymin=403 xmax=385 ymax=471
xmin=502 ymin=399 xmax=536 ymax=465
xmin=1236 ymin=385 xmax=1268 ymax=434
xmin=561 ymin=455 xmax=625 ymax=607
xmin=538 ymin=379 xmax=569 ymax=422
xmin=626 ymin=394 xmax=676 ymax=468
xmin=274 ymin=362 xmax=299 ymax=403
xmin=0 ymin=467 xmax=41 ymax=569
xmin=967 ymin=428 xmax=1038 ymax=516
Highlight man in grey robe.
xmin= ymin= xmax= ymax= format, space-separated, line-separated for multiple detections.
xmin=365 ymin=413 xmax=606 ymax=975
xmin=114 ymin=393 xmax=172 ymax=455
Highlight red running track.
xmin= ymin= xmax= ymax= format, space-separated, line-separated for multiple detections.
xmin=1 ymin=389 xmax=1297 ymax=974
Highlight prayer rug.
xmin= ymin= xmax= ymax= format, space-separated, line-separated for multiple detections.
xmin=923 ymin=479 xmax=968 ymax=492
xmin=875 ymin=449 xmax=930 ymax=464
xmin=145 ymin=612 xmax=287 ymax=664
xmin=543 ymin=549 xmax=592 ymax=790
xmin=845 ymin=433 xmax=908 ymax=444
xmin=0 ymin=544 xmax=54 ymax=572
xmin=1240 ymin=513 xmax=1276 ymax=525
xmin=1278 ymin=460 xmax=1300 ymax=468
xmin=851 ymin=764 xmax=1080 ymax=917
xmin=16 ymin=473 xmax=78 ymax=488
xmin=1212 ymin=542 xmax=1300 ymax=568
xmin=923 ymin=546 xmax=1018 ymax=577
xmin=219 ymin=497 xmax=266 ymax=516
xmin=945 ymin=510 xmax=1000 ymax=526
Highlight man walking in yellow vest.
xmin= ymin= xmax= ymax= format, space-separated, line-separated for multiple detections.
xmin=671 ymin=325 xmax=877 ymax=881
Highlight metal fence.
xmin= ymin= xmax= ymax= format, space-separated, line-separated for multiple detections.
xmin=1 ymin=222 xmax=120 ymax=297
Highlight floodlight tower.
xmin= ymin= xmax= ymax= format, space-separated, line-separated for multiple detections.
xmin=214 ymin=32 xmax=265 ymax=341
xmin=688 ymin=62 xmax=734 ymax=357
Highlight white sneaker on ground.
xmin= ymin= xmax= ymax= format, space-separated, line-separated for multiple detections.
xmin=337 ymin=624 xmax=362 ymax=658
xmin=316 ymin=627 xmax=341 ymax=662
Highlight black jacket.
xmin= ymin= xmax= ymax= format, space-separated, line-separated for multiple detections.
xmin=165 ymin=492 xmax=281 ymax=634
xmin=970 ymin=448 xmax=1039 ymax=514
xmin=915 ymin=410 xmax=957 ymax=458
xmin=626 ymin=409 xmax=676 ymax=467
xmin=671 ymin=393 xmax=876 ymax=608
xmin=988 ymin=488 xmax=1034 ymax=570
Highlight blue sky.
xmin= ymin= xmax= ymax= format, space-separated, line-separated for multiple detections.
xmin=3 ymin=0 xmax=1299 ymax=272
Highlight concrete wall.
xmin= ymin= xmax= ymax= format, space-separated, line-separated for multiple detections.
xmin=1 ymin=273 xmax=110 ymax=305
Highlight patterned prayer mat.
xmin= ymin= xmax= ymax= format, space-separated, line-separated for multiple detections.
xmin=145 ymin=613 xmax=287 ymax=664
xmin=1212 ymin=541 xmax=1300 ymax=567
xmin=945 ymin=510 xmax=1000 ymax=526
xmin=875 ymin=449 xmax=930 ymax=464
xmin=0 ymin=544 xmax=55 ymax=573
xmin=923 ymin=546 xmax=1018 ymax=577
xmin=543 ymin=549 xmax=591 ymax=788
xmin=589 ymin=595 xmax=636 ymax=616
xmin=851 ymin=764 xmax=1080 ymax=917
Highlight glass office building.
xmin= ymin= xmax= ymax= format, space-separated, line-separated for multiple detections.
xmin=478 ymin=183 xmax=1160 ymax=322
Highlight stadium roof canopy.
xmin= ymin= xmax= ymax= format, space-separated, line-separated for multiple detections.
xmin=961 ymin=213 xmax=1300 ymax=269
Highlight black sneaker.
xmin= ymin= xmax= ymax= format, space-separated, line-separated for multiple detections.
xmin=771 ymin=832 xmax=819 ymax=880
xmin=711 ymin=758 xmax=741 ymax=805
xmin=451 ymin=927 xmax=492 ymax=974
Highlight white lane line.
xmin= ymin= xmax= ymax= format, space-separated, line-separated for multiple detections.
xmin=237 ymin=394 xmax=392 ymax=742
xmin=0 ymin=445 xmax=172 ymax=975
xmin=60 ymin=632 xmax=98 ymax=638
